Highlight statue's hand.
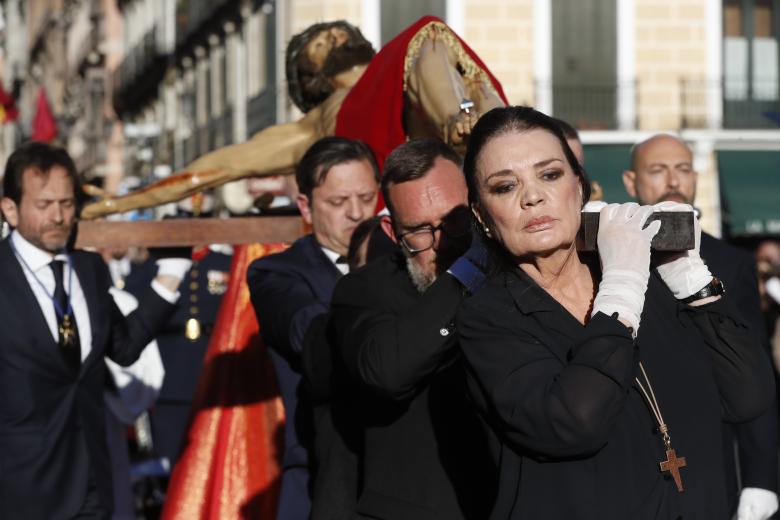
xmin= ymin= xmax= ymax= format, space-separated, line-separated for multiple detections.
xmin=81 ymin=198 xmax=119 ymax=220
xmin=80 ymin=184 xmax=116 ymax=220
xmin=446 ymin=109 xmax=479 ymax=149
xmin=82 ymin=183 xmax=106 ymax=199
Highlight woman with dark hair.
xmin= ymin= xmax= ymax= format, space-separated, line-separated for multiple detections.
xmin=456 ymin=106 xmax=773 ymax=519
xmin=345 ymin=216 xmax=398 ymax=270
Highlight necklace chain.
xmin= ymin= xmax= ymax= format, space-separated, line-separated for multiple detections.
xmin=9 ymin=240 xmax=74 ymax=319
xmin=635 ymin=361 xmax=672 ymax=450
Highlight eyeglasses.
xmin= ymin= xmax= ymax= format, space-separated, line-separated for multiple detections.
xmin=397 ymin=219 xmax=471 ymax=253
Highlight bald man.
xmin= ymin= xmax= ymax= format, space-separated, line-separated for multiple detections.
xmin=623 ymin=134 xmax=779 ymax=520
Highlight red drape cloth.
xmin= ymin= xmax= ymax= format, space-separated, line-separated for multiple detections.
xmin=334 ymin=15 xmax=508 ymax=172
xmin=161 ymin=243 xmax=287 ymax=520
xmin=31 ymin=87 xmax=57 ymax=142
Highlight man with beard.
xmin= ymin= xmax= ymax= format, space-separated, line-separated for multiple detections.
xmin=80 ymin=16 xmax=506 ymax=219
xmin=247 ymin=136 xmax=380 ymax=520
xmin=622 ymin=134 xmax=779 ymax=520
xmin=328 ymin=139 xmax=494 ymax=520
xmin=0 ymin=142 xmax=190 ymax=518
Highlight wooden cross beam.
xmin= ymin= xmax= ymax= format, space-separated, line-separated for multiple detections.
xmin=74 ymin=216 xmax=306 ymax=249
xmin=71 ymin=212 xmax=694 ymax=251
xmin=577 ymin=211 xmax=694 ymax=252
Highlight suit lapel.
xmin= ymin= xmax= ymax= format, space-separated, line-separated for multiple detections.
xmin=70 ymin=252 xmax=101 ymax=372
xmin=0 ymin=239 xmax=67 ymax=365
xmin=301 ymin=235 xmax=341 ymax=299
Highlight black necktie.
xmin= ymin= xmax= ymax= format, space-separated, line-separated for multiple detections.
xmin=335 ymin=256 xmax=348 ymax=265
xmin=50 ymin=260 xmax=81 ymax=371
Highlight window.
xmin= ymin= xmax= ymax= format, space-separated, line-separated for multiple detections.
xmin=380 ymin=0 xmax=445 ymax=44
xmin=196 ymin=51 xmax=210 ymax=127
xmin=246 ymin=11 xmax=267 ymax=99
xmin=210 ymin=42 xmax=225 ymax=117
xmin=723 ymin=0 xmax=780 ymax=127
xmin=551 ymin=0 xmax=618 ymax=129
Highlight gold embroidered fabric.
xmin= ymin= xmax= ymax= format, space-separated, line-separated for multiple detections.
xmin=403 ymin=21 xmax=499 ymax=100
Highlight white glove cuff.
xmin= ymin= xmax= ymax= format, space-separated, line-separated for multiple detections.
xmin=592 ymin=269 xmax=649 ymax=337
xmin=766 ymin=277 xmax=780 ymax=306
xmin=656 ymin=257 xmax=712 ymax=300
xmin=156 ymin=258 xmax=193 ymax=279
xmin=737 ymin=487 xmax=779 ymax=520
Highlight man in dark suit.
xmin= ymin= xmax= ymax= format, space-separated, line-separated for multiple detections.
xmin=0 ymin=142 xmax=189 ymax=519
xmin=623 ymin=133 xmax=779 ymax=520
xmin=329 ymin=139 xmax=495 ymax=520
xmin=247 ymin=136 xmax=380 ymax=520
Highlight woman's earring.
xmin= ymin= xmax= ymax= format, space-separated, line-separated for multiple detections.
xmin=484 ymin=226 xmax=492 ymax=238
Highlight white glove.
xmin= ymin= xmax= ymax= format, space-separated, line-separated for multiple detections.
xmin=155 ymin=258 xmax=193 ymax=279
xmin=736 ymin=487 xmax=779 ymax=520
xmin=766 ymin=277 xmax=780 ymax=306
xmin=591 ymin=203 xmax=661 ymax=336
xmin=652 ymin=201 xmax=713 ymax=300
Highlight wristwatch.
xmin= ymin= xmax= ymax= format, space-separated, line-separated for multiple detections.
xmin=681 ymin=277 xmax=725 ymax=304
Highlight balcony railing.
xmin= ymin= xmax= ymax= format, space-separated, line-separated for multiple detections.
xmin=246 ymin=89 xmax=276 ymax=136
xmin=681 ymin=78 xmax=780 ymax=129
xmin=113 ymin=27 xmax=159 ymax=91
xmin=112 ymin=26 xmax=170 ymax=116
xmin=175 ymin=0 xmax=238 ymax=47
xmin=209 ymin=108 xmax=233 ymax=150
xmin=545 ymin=81 xmax=638 ymax=130
xmin=182 ymin=133 xmax=198 ymax=166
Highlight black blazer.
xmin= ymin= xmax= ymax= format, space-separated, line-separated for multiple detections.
xmin=329 ymin=253 xmax=495 ymax=520
xmin=701 ymin=233 xmax=780 ymax=509
xmin=457 ymin=268 xmax=773 ymax=520
xmin=247 ymin=234 xmax=341 ymax=472
xmin=301 ymin=313 xmax=364 ymax=520
xmin=0 ymin=239 xmax=175 ymax=518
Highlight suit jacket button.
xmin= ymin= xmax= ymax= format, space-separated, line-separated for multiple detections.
xmin=439 ymin=327 xmax=450 ymax=337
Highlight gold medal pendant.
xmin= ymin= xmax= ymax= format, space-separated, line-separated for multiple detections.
xmin=185 ymin=318 xmax=202 ymax=341
xmin=59 ymin=314 xmax=77 ymax=349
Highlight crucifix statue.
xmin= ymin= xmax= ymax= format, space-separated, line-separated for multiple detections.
xmin=79 ymin=17 xmax=507 ymax=224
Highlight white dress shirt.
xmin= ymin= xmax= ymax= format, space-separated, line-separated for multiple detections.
xmin=11 ymin=231 xmax=93 ymax=361
xmin=10 ymin=230 xmax=180 ymax=362
xmin=321 ymin=246 xmax=348 ymax=275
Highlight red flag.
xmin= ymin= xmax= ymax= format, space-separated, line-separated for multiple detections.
xmin=31 ymin=87 xmax=57 ymax=142
xmin=161 ymin=243 xmax=286 ymax=519
xmin=0 ymin=80 xmax=18 ymax=123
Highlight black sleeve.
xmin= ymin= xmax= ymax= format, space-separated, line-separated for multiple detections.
xmin=683 ymin=295 xmax=775 ymax=423
xmin=103 ymin=259 xmax=177 ymax=367
xmin=718 ymin=256 xmax=779 ymax=491
xmin=457 ymin=300 xmax=638 ymax=459
xmin=248 ymin=266 xmax=327 ymax=368
xmin=736 ymin=406 xmax=780 ymax=492
xmin=330 ymin=272 xmax=464 ymax=401
xmin=301 ymin=314 xmax=334 ymax=405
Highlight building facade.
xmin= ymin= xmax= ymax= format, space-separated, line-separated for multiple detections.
xmin=1 ymin=0 xmax=778 ymax=240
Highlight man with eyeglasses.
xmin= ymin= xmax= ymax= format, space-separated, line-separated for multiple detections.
xmin=329 ymin=139 xmax=494 ymax=520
